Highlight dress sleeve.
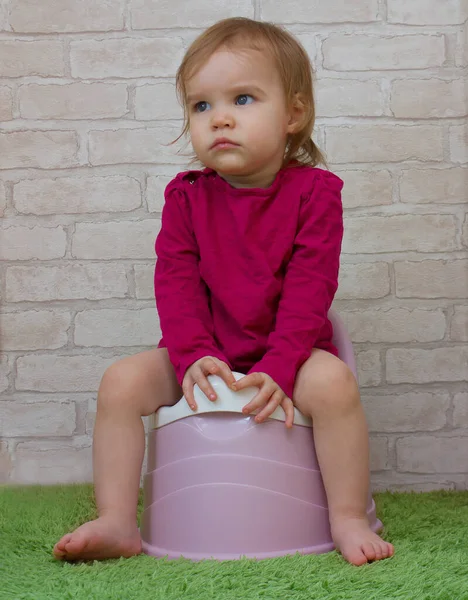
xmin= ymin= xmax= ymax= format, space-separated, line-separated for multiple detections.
xmin=154 ymin=178 xmax=232 ymax=385
xmin=246 ymin=170 xmax=344 ymax=399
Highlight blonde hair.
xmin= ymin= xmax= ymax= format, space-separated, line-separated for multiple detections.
xmin=173 ymin=17 xmax=326 ymax=168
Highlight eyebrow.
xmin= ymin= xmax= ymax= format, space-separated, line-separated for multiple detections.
xmin=186 ymin=83 xmax=266 ymax=104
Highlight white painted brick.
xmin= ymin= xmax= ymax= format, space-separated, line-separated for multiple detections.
xmin=343 ymin=215 xmax=457 ymax=254
xmin=14 ymin=176 xmax=141 ymax=215
xmin=72 ymin=220 xmax=160 ymax=259
xmin=391 ymin=79 xmax=466 ymax=118
xmin=341 ymin=308 xmax=446 ymax=343
xmin=10 ymin=0 xmax=124 ymax=32
xmin=371 ymin=473 xmax=459 ymax=492
xmin=3 ymin=0 xmax=468 ymax=490
xmin=397 ymin=436 xmax=468 ymax=473
xmin=326 ymin=125 xmax=444 ymax=163
xmin=134 ymin=263 xmax=155 ymax=299
xmin=450 ymin=124 xmax=468 ymax=164
xmin=132 ymin=0 xmax=253 ymax=29
xmin=362 ymin=391 xmax=449 ymax=433
xmin=453 ymin=393 xmax=468 ymax=427
xmin=0 ymin=225 xmax=66 ymax=260
xmin=134 ymin=83 xmax=182 ymax=121
xmin=0 ymin=0 xmax=7 ymax=30
xmin=451 ymin=306 xmax=468 ymax=341
xmin=369 ymin=437 xmax=390 ymax=471
xmin=0 ymin=441 xmax=13 ymax=483
xmin=18 ymin=83 xmax=128 ymax=120
xmin=356 ymin=349 xmax=382 ymax=387
xmin=295 ymin=35 xmax=317 ymax=65
xmin=337 ymin=262 xmax=390 ymax=299
xmin=387 ymin=347 xmax=468 ymax=384
xmin=89 ymin=127 xmax=185 ymax=166
xmin=74 ymin=308 xmax=160 ymax=347
xmin=395 ymin=260 xmax=468 ymax=299
xmin=323 ymin=35 xmax=445 ymax=71
xmin=400 ymin=168 xmax=467 ymax=204
xmin=16 ymin=354 xmax=126 ymax=392
xmin=316 ymin=79 xmax=383 ymax=117
xmin=147 ymin=175 xmax=172 ymax=213
xmin=85 ymin=396 xmax=97 ymax=435
xmin=0 ymin=131 xmax=78 ymax=169
xmin=70 ymin=37 xmax=184 ymax=79
xmin=388 ymin=0 xmax=468 ymax=25
xmin=0 ymin=180 xmax=6 ymax=217
xmin=262 ymin=0 xmax=379 ymax=23
xmin=456 ymin=20 xmax=468 ymax=67
xmin=0 ymin=354 xmax=11 ymax=393
xmin=2 ymin=393 xmax=90 ymax=405
xmin=0 ymin=86 xmax=12 ymax=120
xmin=337 ymin=170 xmax=393 ymax=209
xmin=14 ymin=439 xmax=92 ymax=484
xmin=0 ymin=40 xmax=65 ymax=77
xmin=6 ymin=263 xmax=129 ymax=302
xmin=1 ymin=310 xmax=70 ymax=350
xmin=0 ymin=401 xmax=76 ymax=436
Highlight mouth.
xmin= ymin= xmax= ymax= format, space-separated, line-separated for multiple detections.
xmin=210 ymin=138 xmax=240 ymax=150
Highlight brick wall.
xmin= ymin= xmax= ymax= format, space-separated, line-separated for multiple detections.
xmin=1 ymin=0 xmax=467 ymax=490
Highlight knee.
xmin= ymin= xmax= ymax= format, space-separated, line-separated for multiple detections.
xmin=299 ymin=359 xmax=360 ymax=419
xmin=98 ymin=357 xmax=144 ymax=411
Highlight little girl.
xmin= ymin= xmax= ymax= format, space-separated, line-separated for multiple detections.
xmin=54 ymin=17 xmax=394 ymax=566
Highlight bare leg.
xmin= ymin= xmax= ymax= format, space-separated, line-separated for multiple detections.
xmin=53 ymin=348 xmax=181 ymax=561
xmin=294 ymin=350 xmax=394 ymax=566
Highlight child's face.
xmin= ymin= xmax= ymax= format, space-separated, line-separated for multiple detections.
xmin=185 ymin=48 xmax=296 ymax=187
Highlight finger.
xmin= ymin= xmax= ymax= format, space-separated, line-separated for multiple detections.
xmin=182 ymin=377 xmax=197 ymax=411
xmin=213 ymin=359 xmax=237 ymax=388
xmin=242 ymin=383 xmax=276 ymax=415
xmin=233 ymin=372 xmax=264 ymax=391
xmin=282 ymin=397 xmax=295 ymax=428
xmin=254 ymin=390 xmax=284 ymax=423
xmin=193 ymin=368 xmax=217 ymax=402
xmin=200 ymin=357 xmax=219 ymax=376
xmin=204 ymin=357 xmax=236 ymax=389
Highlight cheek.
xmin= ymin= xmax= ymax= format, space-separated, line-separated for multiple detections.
xmin=189 ymin=123 xmax=204 ymax=150
xmin=245 ymin=105 xmax=285 ymax=130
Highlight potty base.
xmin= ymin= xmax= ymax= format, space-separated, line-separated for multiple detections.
xmin=140 ymin=414 xmax=382 ymax=561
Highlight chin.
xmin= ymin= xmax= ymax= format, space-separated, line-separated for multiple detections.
xmin=212 ymin=158 xmax=252 ymax=176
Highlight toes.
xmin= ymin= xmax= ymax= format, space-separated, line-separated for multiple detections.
xmin=361 ymin=541 xmax=376 ymax=562
xmin=364 ymin=539 xmax=394 ymax=562
xmin=379 ymin=543 xmax=389 ymax=559
xmin=380 ymin=542 xmax=392 ymax=559
xmin=63 ymin=532 xmax=90 ymax=558
xmin=56 ymin=534 xmax=72 ymax=551
xmin=53 ymin=534 xmax=72 ymax=558
xmin=371 ymin=542 xmax=383 ymax=561
xmin=53 ymin=546 xmax=66 ymax=559
xmin=341 ymin=545 xmax=368 ymax=566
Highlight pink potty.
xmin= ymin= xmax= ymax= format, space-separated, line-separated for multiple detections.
xmin=140 ymin=309 xmax=382 ymax=560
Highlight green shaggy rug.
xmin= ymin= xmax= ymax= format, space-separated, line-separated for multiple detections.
xmin=1 ymin=486 xmax=467 ymax=600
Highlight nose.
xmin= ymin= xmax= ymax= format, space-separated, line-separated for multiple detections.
xmin=211 ymin=108 xmax=234 ymax=130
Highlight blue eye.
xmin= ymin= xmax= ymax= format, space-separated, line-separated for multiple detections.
xmin=235 ymin=94 xmax=254 ymax=106
xmin=194 ymin=101 xmax=210 ymax=113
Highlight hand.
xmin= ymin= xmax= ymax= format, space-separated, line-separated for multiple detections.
xmin=182 ymin=356 xmax=236 ymax=411
xmin=232 ymin=372 xmax=294 ymax=428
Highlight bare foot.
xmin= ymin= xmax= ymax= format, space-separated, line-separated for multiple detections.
xmin=53 ymin=515 xmax=142 ymax=561
xmin=331 ymin=517 xmax=394 ymax=566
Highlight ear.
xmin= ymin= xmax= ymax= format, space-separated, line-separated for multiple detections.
xmin=286 ymin=93 xmax=307 ymax=135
